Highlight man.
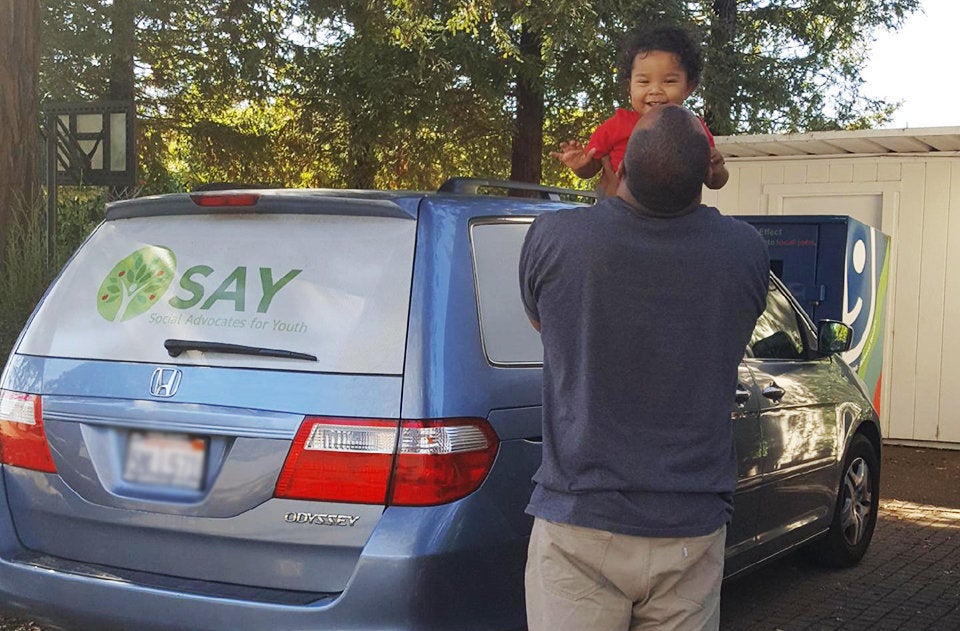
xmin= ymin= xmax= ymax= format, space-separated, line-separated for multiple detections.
xmin=520 ymin=105 xmax=769 ymax=631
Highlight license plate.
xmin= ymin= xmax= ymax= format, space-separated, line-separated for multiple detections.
xmin=123 ymin=431 xmax=207 ymax=490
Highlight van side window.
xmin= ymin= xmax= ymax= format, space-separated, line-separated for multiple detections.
xmin=470 ymin=221 xmax=543 ymax=365
xmin=749 ymin=282 xmax=805 ymax=360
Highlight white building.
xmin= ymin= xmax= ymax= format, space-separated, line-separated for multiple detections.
xmin=705 ymin=127 xmax=960 ymax=448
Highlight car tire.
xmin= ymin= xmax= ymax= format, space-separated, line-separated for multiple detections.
xmin=807 ymin=433 xmax=880 ymax=568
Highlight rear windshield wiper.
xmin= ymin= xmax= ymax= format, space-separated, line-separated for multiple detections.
xmin=164 ymin=339 xmax=318 ymax=362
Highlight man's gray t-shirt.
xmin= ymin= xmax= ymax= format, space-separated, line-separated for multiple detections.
xmin=519 ymin=196 xmax=769 ymax=537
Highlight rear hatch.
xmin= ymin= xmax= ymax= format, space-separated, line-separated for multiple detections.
xmin=0 ymin=192 xmax=417 ymax=594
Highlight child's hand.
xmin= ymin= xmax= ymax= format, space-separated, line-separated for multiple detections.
xmin=706 ymin=147 xmax=729 ymax=189
xmin=709 ymin=147 xmax=725 ymax=170
xmin=550 ymin=140 xmax=601 ymax=178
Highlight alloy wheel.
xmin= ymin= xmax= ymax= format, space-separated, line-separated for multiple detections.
xmin=839 ymin=456 xmax=873 ymax=546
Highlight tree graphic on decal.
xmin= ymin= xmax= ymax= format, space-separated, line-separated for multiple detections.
xmin=97 ymin=246 xmax=177 ymax=321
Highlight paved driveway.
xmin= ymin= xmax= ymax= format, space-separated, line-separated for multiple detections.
xmin=721 ymin=444 xmax=960 ymax=630
xmin=720 ymin=499 xmax=960 ymax=630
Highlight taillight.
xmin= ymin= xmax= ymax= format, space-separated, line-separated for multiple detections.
xmin=0 ymin=390 xmax=57 ymax=473
xmin=389 ymin=420 xmax=499 ymax=506
xmin=274 ymin=417 xmax=499 ymax=506
xmin=189 ymin=193 xmax=260 ymax=207
xmin=275 ymin=419 xmax=397 ymax=504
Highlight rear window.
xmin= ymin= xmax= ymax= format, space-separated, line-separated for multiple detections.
xmin=18 ymin=212 xmax=416 ymax=375
xmin=470 ymin=219 xmax=543 ymax=365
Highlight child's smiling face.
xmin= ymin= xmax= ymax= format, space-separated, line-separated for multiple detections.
xmin=629 ymin=50 xmax=697 ymax=117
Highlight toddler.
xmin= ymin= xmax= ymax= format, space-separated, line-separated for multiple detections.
xmin=553 ymin=24 xmax=728 ymax=195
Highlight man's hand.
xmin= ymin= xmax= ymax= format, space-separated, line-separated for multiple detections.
xmin=550 ymin=140 xmax=601 ymax=179
xmin=598 ymin=155 xmax=619 ymax=197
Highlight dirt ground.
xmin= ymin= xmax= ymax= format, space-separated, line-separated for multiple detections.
xmin=880 ymin=443 xmax=960 ymax=509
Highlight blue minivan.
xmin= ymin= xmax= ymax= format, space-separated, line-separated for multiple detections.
xmin=0 ymin=180 xmax=880 ymax=630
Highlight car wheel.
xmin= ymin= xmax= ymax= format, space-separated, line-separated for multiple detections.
xmin=808 ymin=433 xmax=879 ymax=568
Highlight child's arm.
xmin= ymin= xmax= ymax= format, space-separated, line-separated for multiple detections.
xmin=705 ymin=147 xmax=729 ymax=189
xmin=550 ymin=140 xmax=602 ymax=179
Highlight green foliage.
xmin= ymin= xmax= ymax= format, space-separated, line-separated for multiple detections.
xmin=40 ymin=0 xmax=297 ymax=192
xmin=690 ymin=0 xmax=921 ymax=134
xmin=55 ymin=187 xmax=106 ymax=258
xmin=168 ymin=100 xmax=308 ymax=189
xmin=36 ymin=0 xmax=921 ymax=193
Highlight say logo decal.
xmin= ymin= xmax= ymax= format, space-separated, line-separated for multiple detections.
xmin=98 ymin=246 xmax=177 ymax=322
xmin=97 ymin=246 xmax=303 ymax=329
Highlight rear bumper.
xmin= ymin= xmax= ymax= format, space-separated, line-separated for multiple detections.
xmin=0 ymin=551 xmax=527 ymax=631
xmin=0 ymin=476 xmax=529 ymax=631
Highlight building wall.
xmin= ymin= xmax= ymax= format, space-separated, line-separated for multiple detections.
xmin=702 ymin=154 xmax=960 ymax=446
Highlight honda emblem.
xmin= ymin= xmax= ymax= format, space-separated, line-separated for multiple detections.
xmin=150 ymin=367 xmax=183 ymax=398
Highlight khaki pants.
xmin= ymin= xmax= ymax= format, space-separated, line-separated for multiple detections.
xmin=525 ymin=518 xmax=725 ymax=631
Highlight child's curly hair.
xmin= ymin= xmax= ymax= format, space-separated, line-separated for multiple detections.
xmin=617 ymin=23 xmax=703 ymax=87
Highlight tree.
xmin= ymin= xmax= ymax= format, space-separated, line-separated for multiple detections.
xmin=0 ymin=0 xmax=41 ymax=249
xmin=35 ymin=0 xmax=923 ymax=194
xmin=286 ymin=0 xmax=670 ymax=186
xmin=694 ymin=0 xmax=921 ymax=134
xmin=107 ymin=0 xmax=135 ymax=101
xmin=288 ymin=0 xmax=519 ymax=188
xmin=508 ymin=23 xmax=544 ymax=184
xmin=702 ymin=0 xmax=738 ymax=136
xmin=39 ymin=0 xmax=295 ymax=191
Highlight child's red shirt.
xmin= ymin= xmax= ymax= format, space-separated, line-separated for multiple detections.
xmin=586 ymin=108 xmax=715 ymax=172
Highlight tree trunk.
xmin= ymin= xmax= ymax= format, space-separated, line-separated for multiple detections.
xmin=703 ymin=0 xmax=738 ymax=136
xmin=346 ymin=140 xmax=378 ymax=189
xmin=0 ymin=0 xmax=40 ymax=253
xmin=345 ymin=116 xmax=378 ymax=189
xmin=108 ymin=0 xmax=137 ymax=200
xmin=108 ymin=0 xmax=136 ymax=101
xmin=509 ymin=24 xmax=544 ymax=185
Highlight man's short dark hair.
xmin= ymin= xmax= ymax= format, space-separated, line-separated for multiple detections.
xmin=622 ymin=105 xmax=710 ymax=214
xmin=617 ymin=23 xmax=703 ymax=87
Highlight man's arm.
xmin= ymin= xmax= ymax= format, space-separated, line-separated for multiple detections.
xmin=519 ymin=217 xmax=544 ymax=333
xmin=598 ymin=156 xmax=620 ymax=197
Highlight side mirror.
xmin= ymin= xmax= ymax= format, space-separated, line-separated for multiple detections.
xmin=817 ymin=320 xmax=853 ymax=354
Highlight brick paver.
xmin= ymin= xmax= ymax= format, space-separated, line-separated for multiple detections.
xmin=720 ymin=500 xmax=960 ymax=630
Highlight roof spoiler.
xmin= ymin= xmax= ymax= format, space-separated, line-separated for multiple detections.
xmin=438 ymin=178 xmax=597 ymax=203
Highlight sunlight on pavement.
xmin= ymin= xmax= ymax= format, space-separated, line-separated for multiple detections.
xmin=881 ymin=500 xmax=960 ymax=528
